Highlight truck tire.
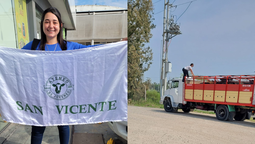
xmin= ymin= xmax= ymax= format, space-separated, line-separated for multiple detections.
xmin=234 ymin=112 xmax=247 ymax=121
xmin=164 ymin=98 xmax=174 ymax=112
xmin=182 ymin=105 xmax=190 ymax=113
xmin=216 ymin=105 xmax=229 ymax=121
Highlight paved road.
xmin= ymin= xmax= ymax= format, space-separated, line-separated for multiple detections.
xmin=128 ymin=106 xmax=255 ymax=144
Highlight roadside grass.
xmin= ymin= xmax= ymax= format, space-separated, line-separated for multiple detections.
xmin=193 ymin=109 xmax=215 ymax=115
xmin=128 ymin=90 xmax=164 ymax=109
xmin=128 ymin=99 xmax=163 ymax=109
xmin=249 ymin=117 xmax=255 ymax=122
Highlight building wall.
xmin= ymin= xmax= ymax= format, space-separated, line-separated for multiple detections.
xmin=67 ymin=6 xmax=127 ymax=45
xmin=75 ymin=5 xmax=126 ymax=11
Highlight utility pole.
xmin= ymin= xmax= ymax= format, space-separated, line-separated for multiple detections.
xmin=160 ymin=0 xmax=181 ymax=99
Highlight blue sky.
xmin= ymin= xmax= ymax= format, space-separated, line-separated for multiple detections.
xmin=75 ymin=0 xmax=127 ymax=8
xmin=144 ymin=0 xmax=255 ymax=83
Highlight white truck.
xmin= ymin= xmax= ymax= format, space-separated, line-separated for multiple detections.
xmin=160 ymin=75 xmax=255 ymax=121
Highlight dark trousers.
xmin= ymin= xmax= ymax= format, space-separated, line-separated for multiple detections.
xmin=31 ymin=125 xmax=70 ymax=144
xmin=182 ymin=68 xmax=189 ymax=82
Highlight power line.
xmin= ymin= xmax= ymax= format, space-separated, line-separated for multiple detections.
xmin=154 ymin=0 xmax=196 ymax=16
xmin=153 ymin=0 xmax=164 ymax=15
xmin=176 ymin=0 xmax=197 ymax=6
xmin=154 ymin=10 xmax=164 ymax=15
xmin=176 ymin=1 xmax=193 ymax=22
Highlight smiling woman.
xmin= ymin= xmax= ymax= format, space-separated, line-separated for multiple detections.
xmin=22 ymin=7 xmax=96 ymax=52
xmin=43 ymin=13 xmax=61 ymax=43
xmin=21 ymin=7 xmax=101 ymax=144
xmin=37 ymin=7 xmax=67 ymax=51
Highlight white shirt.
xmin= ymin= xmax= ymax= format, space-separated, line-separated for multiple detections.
xmin=184 ymin=66 xmax=192 ymax=71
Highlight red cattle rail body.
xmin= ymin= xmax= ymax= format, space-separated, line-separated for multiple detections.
xmin=161 ymin=75 xmax=255 ymax=121
xmin=184 ymin=75 xmax=255 ymax=107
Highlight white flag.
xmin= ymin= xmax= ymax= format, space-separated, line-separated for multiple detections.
xmin=0 ymin=41 xmax=127 ymax=126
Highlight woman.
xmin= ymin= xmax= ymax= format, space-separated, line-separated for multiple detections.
xmin=22 ymin=7 xmax=96 ymax=144
xmin=22 ymin=7 xmax=93 ymax=51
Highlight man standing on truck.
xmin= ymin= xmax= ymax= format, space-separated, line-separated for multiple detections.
xmin=182 ymin=63 xmax=194 ymax=82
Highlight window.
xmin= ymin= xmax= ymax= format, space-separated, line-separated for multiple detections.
xmin=171 ymin=81 xmax=179 ymax=88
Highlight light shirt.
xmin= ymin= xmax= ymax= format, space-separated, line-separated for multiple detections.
xmin=184 ymin=66 xmax=192 ymax=71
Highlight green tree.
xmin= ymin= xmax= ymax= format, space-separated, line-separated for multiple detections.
xmin=128 ymin=0 xmax=155 ymax=99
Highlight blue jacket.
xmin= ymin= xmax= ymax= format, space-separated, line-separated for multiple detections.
xmin=22 ymin=40 xmax=96 ymax=51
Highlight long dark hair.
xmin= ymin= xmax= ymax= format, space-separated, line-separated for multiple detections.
xmin=39 ymin=7 xmax=67 ymax=50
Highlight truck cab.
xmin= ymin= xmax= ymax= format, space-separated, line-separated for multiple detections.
xmin=160 ymin=78 xmax=185 ymax=112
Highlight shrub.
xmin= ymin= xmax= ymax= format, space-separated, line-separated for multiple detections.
xmin=146 ymin=90 xmax=160 ymax=102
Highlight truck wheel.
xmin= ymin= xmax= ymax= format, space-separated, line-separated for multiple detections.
xmin=234 ymin=112 xmax=247 ymax=121
xmin=164 ymin=98 xmax=174 ymax=112
xmin=182 ymin=105 xmax=190 ymax=113
xmin=216 ymin=105 xmax=229 ymax=121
